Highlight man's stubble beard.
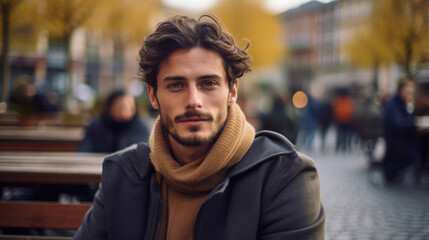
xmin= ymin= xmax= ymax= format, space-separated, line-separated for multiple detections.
xmin=158 ymin=104 xmax=228 ymax=147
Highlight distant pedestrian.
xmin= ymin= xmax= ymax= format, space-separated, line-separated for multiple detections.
xmin=352 ymin=91 xmax=382 ymax=163
xmin=414 ymin=81 xmax=429 ymax=183
xmin=382 ymin=78 xmax=418 ymax=183
xmin=78 ymin=89 xmax=150 ymax=153
xmin=318 ymin=98 xmax=332 ymax=152
xmin=332 ymin=88 xmax=354 ymax=153
xmin=259 ymin=93 xmax=299 ymax=144
xmin=300 ymin=93 xmax=320 ymax=152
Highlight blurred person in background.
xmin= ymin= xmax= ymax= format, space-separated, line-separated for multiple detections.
xmin=352 ymin=88 xmax=383 ymax=164
xmin=299 ymin=93 xmax=320 ymax=152
xmin=9 ymin=75 xmax=60 ymax=118
xmin=9 ymin=75 xmax=38 ymax=116
xmin=259 ymin=92 xmax=299 ymax=144
xmin=332 ymin=88 xmax=354 ymax=154
xmin=414 ymin=79 xmax=429 ymax=183
xmin=382 ymin=78 xmax=418 ymax=184
xmin=318 ymin=95 xmax=333 ymax=153
xmin=33 ymin=89 xmax=60 ymax=113
xmin=78 ymin=89 xmax=150 ymax=153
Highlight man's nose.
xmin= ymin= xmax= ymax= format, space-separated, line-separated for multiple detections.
xmin=186 ymin=85 xmax=202 ymax=110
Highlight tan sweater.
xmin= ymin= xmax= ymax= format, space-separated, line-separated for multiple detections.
xmin=150 ymin=103 xmax=255 ymax=240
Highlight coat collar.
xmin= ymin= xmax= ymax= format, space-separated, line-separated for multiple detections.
xmin=227 ymin=130 xmax=297 ymax=178
xmin=105 ymin=130 xmax=297 ymax=183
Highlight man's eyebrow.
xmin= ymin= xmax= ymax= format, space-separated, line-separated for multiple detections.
xmin=162 ymin=74 xmax=222 ymax=82
xmin=162 ymin=76 xmax=186 ymax=82
xmin=198 ymin=74 xmax=222 ymax=80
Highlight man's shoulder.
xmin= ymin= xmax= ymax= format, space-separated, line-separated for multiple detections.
xmin=254 ymin=130 xmax=296 ymax=152
xmin=103 ymin=142 xmax=152 ymax=181
xmin=230 ymin=130 xmax=299 ymax=176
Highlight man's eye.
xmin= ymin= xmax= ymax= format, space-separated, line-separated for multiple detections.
xmin=203 ymin=81 xmax=217 ymax=87
xmin=167 ymin=83 xmax=182 ymax=88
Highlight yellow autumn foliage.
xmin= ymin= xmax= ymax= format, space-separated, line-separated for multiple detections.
xmin=0 ymin=0 xmax=40 ymax=53
xmin=345 ymin=0 xmax=429 ymax=78
xmin=39 ymin=0 xmax=102 ymax=40
xmin=211 ymin=0 xmax=285 ymax=68
xmin=87 ymin=0 xmax=162 ymax=43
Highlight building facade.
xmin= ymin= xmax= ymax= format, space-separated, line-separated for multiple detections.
xmin=281 ymin=0 xmax=379 ymax=95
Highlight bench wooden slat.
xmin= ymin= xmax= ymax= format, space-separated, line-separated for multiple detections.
xmin=0 ymin=235 xmax=72 ymax=240
xmin=0 ymin=172 xmax=101 ymax=184
xmin=0 ymin=152 xmax=105 ymax=164
xmin=0 ymin=127 xmax=83 ymax=141
xmin=0 ymin=140 xmax=79 ymax=152
xmin=0 ymin=152 xmax=104 ymax=184
xmin=0 ymin=201 xmax=91 ymax=230
xmin=0 ymin=127 xmax=83 ymax=152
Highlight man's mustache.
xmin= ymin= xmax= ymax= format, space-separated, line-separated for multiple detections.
xmin=174 ymin=111 xmax=213 ymax=123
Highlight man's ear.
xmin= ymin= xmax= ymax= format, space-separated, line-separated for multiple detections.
xmin=227 ymin=80 xmax=238 ymax=106
xmin=147 ymin=84 xmax=159 ymax=110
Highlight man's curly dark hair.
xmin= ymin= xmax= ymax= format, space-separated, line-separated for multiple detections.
xmin=138 ymin=15 xmax=252 ymax=93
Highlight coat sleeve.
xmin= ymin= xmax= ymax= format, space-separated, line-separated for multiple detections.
xmin=259 ymin=153 xmax=326 ymax=240
xmin=73 ymin=183 xmax=108 ymax=240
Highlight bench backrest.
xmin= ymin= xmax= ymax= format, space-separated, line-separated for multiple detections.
xmin=0 ymin=201 xmax=91 ymax=230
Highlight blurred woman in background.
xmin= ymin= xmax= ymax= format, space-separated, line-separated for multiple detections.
xmin=78 ymin=89 xmax=150 ymax=153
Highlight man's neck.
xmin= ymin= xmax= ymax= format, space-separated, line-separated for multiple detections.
xmin=168 ymin=135 xmax=211 ymax=165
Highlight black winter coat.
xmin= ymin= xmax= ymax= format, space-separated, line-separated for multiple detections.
xmin=78 ymin=114 xmax=150 ymax=153
xmin=74 ymin=131 xmax=325 ymax=240
xmin=383 ymin=95 xmax=417 ymax=156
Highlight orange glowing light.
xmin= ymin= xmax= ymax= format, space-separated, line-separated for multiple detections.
xmin=292 ymin=91 xmax=308 ymax=108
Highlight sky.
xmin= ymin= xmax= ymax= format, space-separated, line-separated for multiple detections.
xmin=264 ymin=0 xmax=332 ymax=14
xmin=162 ymin=0 xmax=333 ymax=14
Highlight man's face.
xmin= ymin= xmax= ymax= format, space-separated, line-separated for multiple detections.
xmin=147 ymin=47 xmax=237 ymax=147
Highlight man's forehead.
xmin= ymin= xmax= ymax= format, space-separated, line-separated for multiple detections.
xmin=157 ymin=47 xmax=226 ymax=80
xmin=161 ymin=47 xmax=223 ymax=64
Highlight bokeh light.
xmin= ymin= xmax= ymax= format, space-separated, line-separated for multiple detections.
xmin=292 ymin=91 xmax=308 ymax=108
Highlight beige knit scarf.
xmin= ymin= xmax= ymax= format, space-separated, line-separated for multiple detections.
xmin=151 ymin=103 xmax=255 ymax=239
xmin=149 ymin=103 xmax=255 ymax=193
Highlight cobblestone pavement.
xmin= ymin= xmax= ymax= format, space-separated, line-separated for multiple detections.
xmin=304 ymin=149 xmax=429 ymax=240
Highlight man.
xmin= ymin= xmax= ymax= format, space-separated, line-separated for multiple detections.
xmin=383 ymin=78 xmax=418 ymax=183
xmin=74 ymin=15 xmax=325 ymax=240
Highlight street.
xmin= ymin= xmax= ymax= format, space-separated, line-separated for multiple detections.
xmin=301 ymin=136 xmax=429 ymax=240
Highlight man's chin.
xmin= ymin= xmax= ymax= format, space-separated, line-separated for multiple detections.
xmin=173 ymin=136 xmax=206 ymax=146
xmin=170 ymin=132 xmax=215 ymax=147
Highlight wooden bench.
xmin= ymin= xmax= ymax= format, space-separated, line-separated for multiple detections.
xmin=0 ymin=152 xmax=104 ymax=239
xmin=0 ymin=235 xmax=74 ymax=240
xmin=0 ymin=236 xmax=73 ymax=240
xmin=0 ymin=112 xmax=20 ymax=126
xmin=0 ymin=127 xmax=83 ymax=152
xmin=0 ymin=201 xmax=91 ymax=239
xmin=0 ymin=152 xmax=104 ymax=184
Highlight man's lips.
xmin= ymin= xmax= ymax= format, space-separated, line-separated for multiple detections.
xmin=178 ymin=117 xmax=209 ymax=126
xmin=178 ymin=117 xmax=208 ymax=122
xmin=174 ymin=111 xmax=213 ymax=124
